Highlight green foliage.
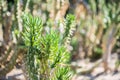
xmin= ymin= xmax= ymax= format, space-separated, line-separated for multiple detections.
xmin=22 ymin=13 xmax=43 ymax=79
xmin=92 ymin=46 xmax=103 ymax=60
xmin=63 ymin=14 xmax=76 ymax=45
xmin=63 ymin=14 xmax=75 ymax=39
xmin=115 ymin=60 xmax=120 ymax=68
xmin=22 ymin=13 xmax=43 ymax=47
xmin=22 ymin=14 xmax=74 ymax=80
xmin=51 ymin=67 xmax=72 ymax=80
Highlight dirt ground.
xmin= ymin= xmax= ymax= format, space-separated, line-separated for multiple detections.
xmin=5 ymin=53 xmax=120 ymax=80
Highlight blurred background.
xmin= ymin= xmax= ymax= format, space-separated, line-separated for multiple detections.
xmin=0 ymin=0 xmax=120 ymax=80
